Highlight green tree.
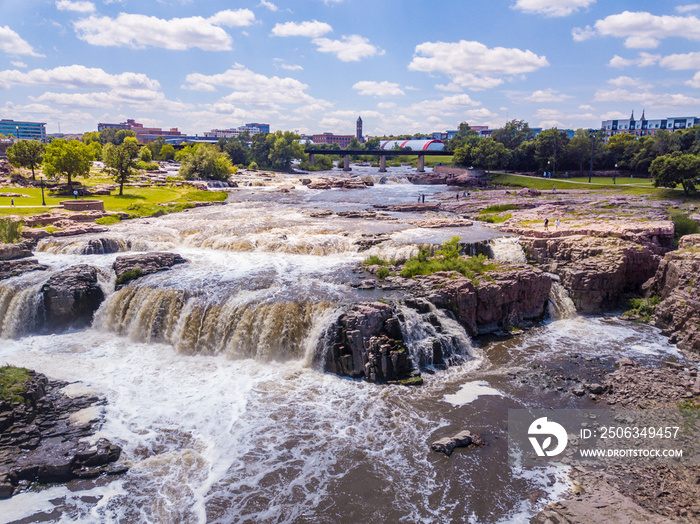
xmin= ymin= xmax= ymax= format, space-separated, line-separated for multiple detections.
xmin=650 ymin=152 xmax=700 ymax=195
xmin=81 ymin=131 xmax=101 ymax=145
xmin=159 ymin=144 xmax=175 ymax=161
xmin=534 ymin=128 xmax=569 ymax=175
xmin=6 ymin=139 xmax=45 ymax=180
xmin=268 ymin=131 xmax=304 ymax=171
xmin=139 ymin=146 xmax=153 ymax=162
xmin=43 ymin=139 xmax=93 ymax=188
xmin=491 ymin=119 xmax=534 ymax=151
xmin=364 ymin=137 xmax=381 ymax=150
xmin=88 ymin=141 xmax=103 ymax=161
xmin=147 ymin=136 xmax=165 ymax=159
xmin=566 ymin=130 xmax=595 ymax=175
xmin=179 ymin=144 xmax=233 ymax=181
xmin=447 ymin=123 xmax=479 ymax=153
xmin=606 ymin=133 xmax=638 ymax=172
xmin=219 ymin=137 xmax=250 ymax=165
xmin=99 ymin=128 xmax=136 ymax=145
xmin=472 ymin=138 xmax=510 ymax=173
xmin=103 ymin=137 xmax=139 ymax=196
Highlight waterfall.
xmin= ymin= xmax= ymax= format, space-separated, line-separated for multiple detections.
xmin=94 ymin=282 xmax=338 ymax=360
xmin=489 ymin=237 xmax=528 ymax=264
xmin=398 ymin=302 xmax=475 ymax=369
xmin=37 ymin=237 xmax=130 ymax=255
xmin=0 ymin=282 xmax=44 ymax=338
xmin=548 ymin=281 xmax=577 ymax=320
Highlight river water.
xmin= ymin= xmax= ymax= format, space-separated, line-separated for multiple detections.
xmin=0 ymin=168 xmax=686 ymax=523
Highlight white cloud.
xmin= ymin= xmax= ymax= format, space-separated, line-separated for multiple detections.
xmin=271 ymin=20 xmax=332 ymax=38
xmin=659 ymin=52 xmax=700 ymax=70
xmin=56 ymin=0 xmax=95 ymax=13
xmin=676 ymin=4 xmax=700 ymax=13
xmin=0 ymin=26 xmax=43 ymax=57
xmin=409 ymin=94 xmax=482 ymax=115
xmin=687 ymin=71 xmax=700 ymax=88
xmin=33 ymin=89 xmax=192 ymax=112
xmin=607 ymin=76 xmax=652 ymax=89
xmin=608 ymin=53 xmax=660 ymax=68
xmin=353 ymin=81 xmax=404 ymax=97
xmin=408 ymin=40 xmax=548 ymax=90
xmin=579 ymin=104 xmax=595 ymax=110
xmin=312 ymin=35 xmax=383 ymax=62
xmin=0 ymin=65 xmax=161 ymax=91
xmin=594 ymin=88 xmax=700 ymax=108
xmin=10 ymin=61 xmax=27 ymax=68
xmin=534 ymin=108 xmax=596 ymax=129
xmin=1 ymin=101 xmax=94 ymax=130
xmin=377 ymin=102 xmax=396 ymax=109
xmin=572 ymin=26 xmax=596 ymax=42
xmin=280 ymin=64 xmax=303 ymax=71
xmin=182 ymin=63 xmax=330 ymax=110
xmin=74 ymin=10 xmax=255 ymax=50
xmin=524 ymin=88 xmax=573 ymax=102
xmin=586 ymin=11 xmax=700 ymax=49
xmin=513 ymin=0 xmax=596 ymax=17
xmin=259 ymin=0 xmax=278 ymax=12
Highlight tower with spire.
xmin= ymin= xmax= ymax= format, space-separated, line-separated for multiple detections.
xmin=356 ymin=116 xmax=363 ymax=143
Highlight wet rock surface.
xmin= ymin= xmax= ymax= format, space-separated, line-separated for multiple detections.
xmin=430 ymin=430 xmax=486 ymax=456
xmin=644 ymin=234 xmax=700 ymax=353
xmin=0 ymin=371 xmax=125 ymax=499
xmin=0 ymin=241 xmax=33 ymax=261
xmin=113 ymin=251 xmax=186 ymax=287
xmin=0 ymin=257 xmax=47 ymax=280
xmin=41 ymin=264 xmax=105 ymax=331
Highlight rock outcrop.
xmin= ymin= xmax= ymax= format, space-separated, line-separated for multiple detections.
xmin=430 ymin=430 xmax=486 ymax=456
xmin=113 ymin=252 xmax=186 ymax=287
xmin=0 ymin=258 xmax=47 ymax=280
xmin=643 ymin=234 xmax=700 ymax=352
xmin=520 ymin=235 xmax=660 ymax=313
xmin=322 ymin=302 xmax=422 ymax=385
xmin=420 ymin=266 xmax=552 ymax=335
xmin=40 ymin=265 xmax=105 ymax=331
xmin=0 ymin=241 xmax=33 ymax=261
xmin=0 ymin=370 xmax=125 ymax=499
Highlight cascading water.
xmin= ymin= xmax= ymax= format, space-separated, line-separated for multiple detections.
xmin=548 ymin=281 xmax=578 ymax=320
xmin=489 ymin=236 xmax=528 ymax=264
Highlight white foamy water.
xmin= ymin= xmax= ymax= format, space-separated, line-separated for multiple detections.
xmin=443 ymin=380 xmax=503 ymax=406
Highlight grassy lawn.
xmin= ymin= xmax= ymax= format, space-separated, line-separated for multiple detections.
xmin=0 ymin=185 xmax=227 ymax=218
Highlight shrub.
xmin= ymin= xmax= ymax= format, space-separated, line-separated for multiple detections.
xmin=248 ymin=162 xmax=259 ymax=170
xmin=116 ymin=267 xmax=143 ymax=286
xmin=479 ymin=204 xmax=520 ymax=214
xmin=670 ymin=211 xmax=699 ymax=244
xmin=624 ymin=296 xmax=661 ymax=322
xmin=400 ymin=236 xmax=496 ymax=278
xmin=136 ymin=161 xmax=159 ymax=171
xmin=481 ymin=213 xmax=511 ymax=224
xmin=0 ymin=365 xmax=31 ymax=403
xmin=95 ymin=215 xmax=122 ymax=225
xmin=0 ymin=218 xmax=23 ymax=243
xmin=363 ymin=255 xmax=389 ymax=266
xmin=377 ymin=267 xmax=390 ymax=279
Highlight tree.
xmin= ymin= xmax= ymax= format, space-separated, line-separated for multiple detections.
xmin=650 ymin=152 xmax=700 ymax=195
xmin=147 ymin=136 xmax=165 ymax=159
xmin=81 ymin=131 xmax=101 ymax=145
xmin=6 ymin=139 xmax=45 ymax=180
xmin=178 ymin=144 xmax=233 ymax=181
xmin=565 ymin=131 xmax=592 ymax=174
xmin=159 ymin=144 xmax=175 ymax=161
xmin=606 ymin=133 xmax=638 ymax=172
xmin=534 ymin=128 xmax=569 ymax=175
xmin=472 ymin=138 xmax=510 ymax=174
xmin=250 ymin=133 xmax=272 ymax=168
xmin=267 ymin=131 xmax=304 ymax=171
xmin=447 ymin=123 xmax=479 ymax=153
xmin=43 ymin=139 xmax=93 ymax=188
xmin=219 ymin=137 xmax=250 ymax=165
xmin=491 ymin=119 xmax=534 ymax=151
xmin=103 ymin=137 xmax=139 ymax=196
xmin=139 ymin=146 xmax=152 ymax=162
xmin=99 ymin=128 xmax=135 ymax=145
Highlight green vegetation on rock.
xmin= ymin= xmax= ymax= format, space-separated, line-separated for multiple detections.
xmin=624 ymin=296 xmax=661 ymax=322
xmin=0 ymin=217 xmax=23 ymax=243
xmin=400 ymin=236 xmax=496 ymax=279
xmin=116 ymin=267 xmax=144 ymax=286
xmin=0 ymin=365 xmax=31 ymax=403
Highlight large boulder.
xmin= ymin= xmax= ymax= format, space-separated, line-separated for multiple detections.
xmin=112 ymin=252 xmax=186 ymax=287
xmin=0 ymin=241 xmax=33 ymax=261
xmin=642 ymin=234 xmax=700 ymax=352
xmin=0 ymin=258 xmax=47 ymax=280
xmin=41 ymin=265 xmax=105 ymax=331
xmin=322 ymin=302 xmax=422 ymax=385
xmin=422 ymin=266 xmax=552 ymax=335
xmin=520 ymin=235 xmax=660 ymax=313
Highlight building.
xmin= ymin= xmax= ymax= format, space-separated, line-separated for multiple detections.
xmin=602 ymin=111 xmax=700 ymax=139
xmin=97 ymin=119 xmax=184 ymax=143
xmin=312 ymin=133 xmax=355 ymax=148
xmin=0 ymin=119 xmax=47 ymax=142
xmin=380 ymin=139 xmax=445 ymax=151
xmin=203 ymin=123 xmax=269 ymax=139
xmin=356 ymin=117 xmax=363 ymax=143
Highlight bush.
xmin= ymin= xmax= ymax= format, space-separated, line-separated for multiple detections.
xmin=248 ymin=162 xmax=259 ymax=170
xmin=481 ymin=213 xmax=511 ymax=224
xmin=116 ymin=267 xmax=143 ymax=286
xmin=127 ymin=202 xmax=195 ymax=219
xmin=624 ymin=296 xmax=661 ymax=322
xmin=0 ymin=218 xmax=23 ymax=243
xmin=670 ymin=211 xmax=699 ymax=244
xmin=479 ymin=204 xmax=520 ymax=214
xmin=95 ymin=215 xmax=121 ymax=225
xmin=136 ymin=161 xmax=159 ymax=171
xmin=377 ymin=267 xmax=390 ymax=279
xmin=0 ymin=365 xmax=31 ymax=403
xmin=363 ymin=255 xmax=389 ymax=266
xmin=400 ymin=236 xmax=496 ymax=278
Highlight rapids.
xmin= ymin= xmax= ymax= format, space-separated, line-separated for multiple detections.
xmin=0 ymin=167 xmax=688 ymax=523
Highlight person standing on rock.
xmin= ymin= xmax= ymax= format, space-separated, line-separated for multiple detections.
xmin=422 ymin=194 xmax=425 ymax=203
xmin=544 ymin=218 xmax=549 ymax=231
xmin=555 ymin=218 xmax=560 ymax=230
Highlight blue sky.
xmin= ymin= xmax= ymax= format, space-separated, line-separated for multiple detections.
xmin=1 ymin=0 xmax=700 ymax=136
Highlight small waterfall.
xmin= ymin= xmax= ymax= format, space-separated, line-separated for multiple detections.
xmin=489 ymin=237 xmax=527 ymax=264
xmin=461 ymin=240 xmax=491 ymax=258
xmin=0 ymin=283 xmax=44 ymax=338
xmin=548 ymin=281 xmax=577 ymax=320
xmin=37 ymin=237 xmax=130 ymax=255
xmin=398 ymin=302 xmax=475 ymax=369
xmin=94 ymin=283 xmax=337 ymax=360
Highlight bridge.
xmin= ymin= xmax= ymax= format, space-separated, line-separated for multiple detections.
xmin=304 ymin=149 xmax=449 ymax=173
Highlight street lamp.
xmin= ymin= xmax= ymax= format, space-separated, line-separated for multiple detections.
xmin=15 ymin=126 xmax=19 ymax=141
xmin=41 ymin=176 xmax=46 ymax=206
xmin=588 ymin=130 xmax=599 ymax=183
xmin=614 ymin=164 xmax=617 ymax=185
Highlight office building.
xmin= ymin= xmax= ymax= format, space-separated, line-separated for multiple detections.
xmin=0 ymin=119 xmax=47 ymax=142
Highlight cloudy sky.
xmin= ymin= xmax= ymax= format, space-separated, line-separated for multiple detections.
xmin=1 ymin=0 xmax=700 ymax=136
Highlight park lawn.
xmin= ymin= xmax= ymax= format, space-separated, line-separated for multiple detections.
xmin=563 ymin=176 xmax=654 ymax=187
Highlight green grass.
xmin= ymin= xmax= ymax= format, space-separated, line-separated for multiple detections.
xmin=95 ymin=215 xmax=121 ymax=225
xmin=564 ymin=176 xmax=654 ymax=187
xmin=0 ymin=217 xmax=23 ymax=242
xmin=669 ymin=210 xmax=700 ymax=244
xmin=480 ymin=213 xmax=511 ymax=224
xmin=363 ymin=255 xmax=389 ymax=266
xmin=0 ymin=365 xmax=31 ymax=403
xmin=116 ymin=267 xmax=144 ymax=286
xmin=479 ymin=204 xmax=521 ymax=214
xmin=624 ymin=296 xmax=661 ymax=322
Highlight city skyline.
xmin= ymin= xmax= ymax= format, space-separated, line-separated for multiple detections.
xmin=1 ymin=1 xmax=699 ymax=136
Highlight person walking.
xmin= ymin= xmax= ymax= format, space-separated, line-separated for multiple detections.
xmin=10 ymin=198 xmax=14 ymax=206
xmin=555 ymin=219 xmax=560 ymax=230
xmin=544 ymin=218 xmax=549 ymax=231
xmin=422 ymin=194 xmax=425 ymax=203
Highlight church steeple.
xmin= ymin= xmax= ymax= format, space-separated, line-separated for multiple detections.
xmin=356 ymin=116 xmax=363 ymax=143
xmin=641 ymin=109 xmax=645 ymax=121
xmin=630 ymin=110 xmax=635 ymax=121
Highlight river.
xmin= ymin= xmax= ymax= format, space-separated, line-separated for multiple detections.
xmin=0 ymin=167 xmax=686 ymax=523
